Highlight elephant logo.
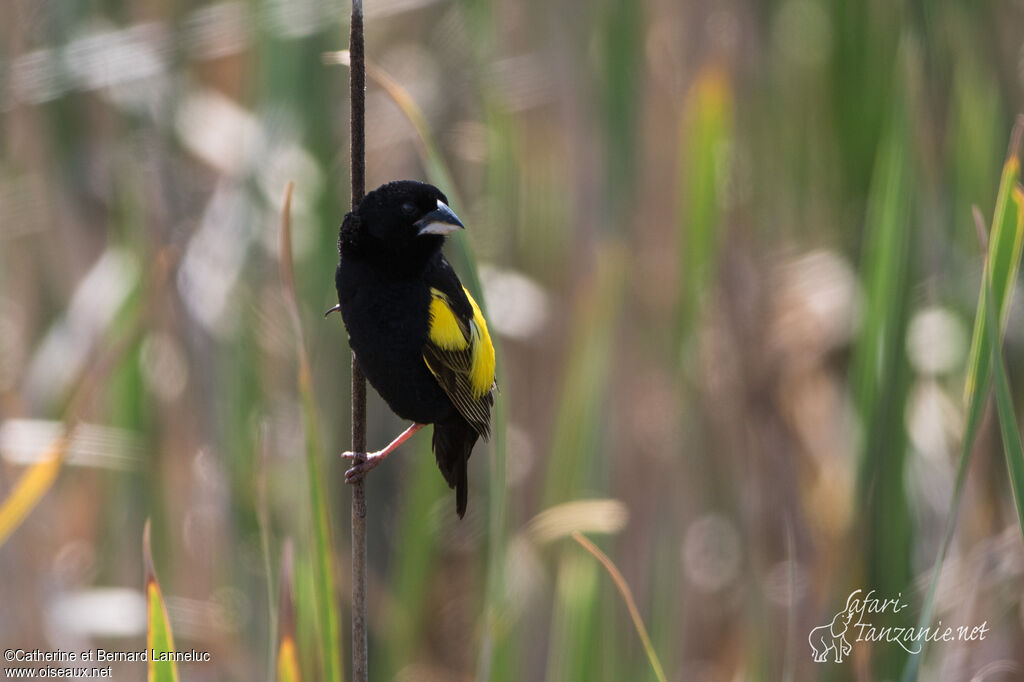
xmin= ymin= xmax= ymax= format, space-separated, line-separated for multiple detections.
xmin=808 ymin=592 xmax=858 ymax=663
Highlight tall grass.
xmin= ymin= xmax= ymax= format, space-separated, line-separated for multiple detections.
xmin=6 ymin=2 xmax=1024 ymax=682
xmin=849 ymin=43 xmax=915 ymax=679
xmin=280 ymin=183 xmax=343 ymax=682
xmin=676 ymin=65 xmax=733 ymax=349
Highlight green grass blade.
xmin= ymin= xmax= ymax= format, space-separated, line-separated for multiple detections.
xmin=478 ymin=386 xmax=509 ymax=681
xmin=144 ymin=520 xmax=179 ymax=682
xmin=544 ymin=551 xmax=600 ymax=682
xmin=949 ymin=53 xmax=1002 ymax=256
xmin=257 ymin=428 xmax=278 ymax=680
xmin=902 ymin=122 xmax=1024 ymax=682
xmin=849 ymin=60 xmax=914 ymax=678
xmin=536 ymin=245 xmax=624 ymax=679
xmin=964 ymin=121 xmax=1024 ymax=402
xmin=572 ymin=532 xmax=667 ymax=682
xmin=596 ymin=0 xmax=643 ymax=218
xmin=675 ymin=65 xmax=733 ymax=346
xmin=374 ymin=440 xmax=444 ymax=679
xmin=849 ymin=110 xmax=913 ymax=420
xmin=984 ymin=237 xmax=1024 ymax=538
xmin=543 ymin=248 xmax=625 ymax=504
xmin=280 ymin=183 xmax=343 ymax=682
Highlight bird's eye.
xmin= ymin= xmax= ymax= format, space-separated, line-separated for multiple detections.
xmin=401 ymin=202 xmax=417 ymax=216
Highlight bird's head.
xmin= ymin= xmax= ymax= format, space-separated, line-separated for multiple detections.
xmin=340 ymin=180 xmax=464 ymax=270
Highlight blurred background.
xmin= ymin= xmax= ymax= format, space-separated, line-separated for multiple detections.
xmin=3 ymin=0 xmax=1024 ymax=680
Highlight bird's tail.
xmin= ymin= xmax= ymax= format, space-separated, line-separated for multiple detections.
xmin=432 ymin=419 xmax=479 ymax=518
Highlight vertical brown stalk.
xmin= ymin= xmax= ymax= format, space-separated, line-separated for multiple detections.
xmin=348 ymin=1 xmax=368 ymax=681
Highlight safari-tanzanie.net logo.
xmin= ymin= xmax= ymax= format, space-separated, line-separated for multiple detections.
xmin=808 ymin=589 xmax=989 ymax=663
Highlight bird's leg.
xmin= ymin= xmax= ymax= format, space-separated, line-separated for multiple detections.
xmin=342 ymin=423 xmax=425 ymax=483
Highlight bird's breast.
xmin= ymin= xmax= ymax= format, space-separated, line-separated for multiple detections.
xmin=338 ymin=274 xmax=454 ymax=424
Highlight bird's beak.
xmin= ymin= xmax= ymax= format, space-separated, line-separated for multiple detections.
xmin=415 ymin=200 xmax=465 ymax=236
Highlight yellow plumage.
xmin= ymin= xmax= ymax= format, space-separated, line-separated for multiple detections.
xmin=428 ymin=291 xmax=470 ymax=350
xmin=427 ymin=287 xmax=495 ymax=400
xmin=465 ymin=290 xmax=496 ymax=397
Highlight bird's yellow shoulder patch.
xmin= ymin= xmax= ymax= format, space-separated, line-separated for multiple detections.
xmin=464 ymin=287 xmax=496 ymax=398
xmin=428 ymin=288 xmax=469 ymax=350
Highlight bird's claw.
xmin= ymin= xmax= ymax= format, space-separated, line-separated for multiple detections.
xmin=342 ymin=451 xmax=380 ymax=483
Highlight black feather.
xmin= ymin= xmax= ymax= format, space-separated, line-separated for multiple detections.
xmin=432 ymin=418 xmax=478 ymax=518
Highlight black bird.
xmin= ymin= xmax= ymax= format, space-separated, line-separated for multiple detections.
xmin=331 ymin=180 xmax=496 ymax=518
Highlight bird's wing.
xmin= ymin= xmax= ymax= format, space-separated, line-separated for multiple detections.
xmin=423 ymin=261 xmax=495 ymax=438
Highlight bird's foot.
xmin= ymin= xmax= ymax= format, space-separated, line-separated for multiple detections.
xmin=341 ymin=451 xmax=385 ymax=483
xmin=340 ymin=423 xmax=425 ymax=483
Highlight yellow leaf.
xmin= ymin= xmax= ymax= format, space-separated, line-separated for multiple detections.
xmin=0 ymin=433 xmax=69 ymax=547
